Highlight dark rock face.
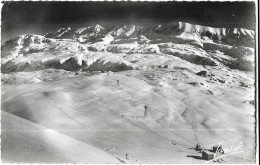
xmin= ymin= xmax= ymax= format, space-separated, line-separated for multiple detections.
xmin=196 ymin=71 xmax=207 ymax=77
xmin=60 ymin=58 xmax=83 ymax=71
xmin=83 ymin=60 xmax=133 ymax=72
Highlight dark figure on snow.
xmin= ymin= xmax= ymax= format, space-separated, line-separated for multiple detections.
xmin=195 ymin=144 xmax=202 ymax=151
xmin=144 ymin=106 xmax=148 ymax=118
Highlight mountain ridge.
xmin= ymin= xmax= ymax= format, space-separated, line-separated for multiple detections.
xmin=1 ymin=22 xmax=255 ymax=73
xmin=43 ymin=21 xmax=255 ymax=47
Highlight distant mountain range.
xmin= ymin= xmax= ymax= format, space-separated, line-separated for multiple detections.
xmin=1 ymin=22 xmax=255 ymax=73
xmin=44 ymin=22 xmax=255 ymax=47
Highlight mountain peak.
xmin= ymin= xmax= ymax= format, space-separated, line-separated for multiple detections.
xmin=93 ymin=24 xmax=104 ymax=32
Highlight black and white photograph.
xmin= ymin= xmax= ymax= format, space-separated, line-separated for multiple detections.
xmin=1 ymin=0 xmax=258 ymax=164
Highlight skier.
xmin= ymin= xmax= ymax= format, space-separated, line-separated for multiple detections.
xmin=117 ymin=80 xmax=120 ymax=86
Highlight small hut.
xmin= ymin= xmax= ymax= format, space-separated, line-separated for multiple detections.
xmin=202 ymin=151 xmax=214 ymax=160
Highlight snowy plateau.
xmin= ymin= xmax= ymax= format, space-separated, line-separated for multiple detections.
xmin=1 ymin=22 xmax=256 ymax=163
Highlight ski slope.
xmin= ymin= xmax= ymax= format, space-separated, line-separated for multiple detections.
xmin=1 ymin=64 xmax=255 ymax=163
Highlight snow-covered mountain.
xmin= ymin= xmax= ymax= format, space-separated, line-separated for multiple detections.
xmin=44 ymin=22 xmax=255 ymax=47
xmin=1 ymin=22 xmax=255 ymax=73
xmin=1 ymin=21 xmax=256 ymax=163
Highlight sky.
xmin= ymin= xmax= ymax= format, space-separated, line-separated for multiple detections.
xmin=1 ymin=1 xmax=256 ymax=43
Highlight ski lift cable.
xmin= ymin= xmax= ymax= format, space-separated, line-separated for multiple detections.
xmin=99 ymin=85 xmax=196 ymax=149
xmin=156 ymin=119 xmax=197 ymax=146
xmin=181 ymin=70 xmax=201 ymax=147
xmin=141 ymin=121 xmax=195 ymax=149
xmin=51 ymin=102 xmax=88 ymax=128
